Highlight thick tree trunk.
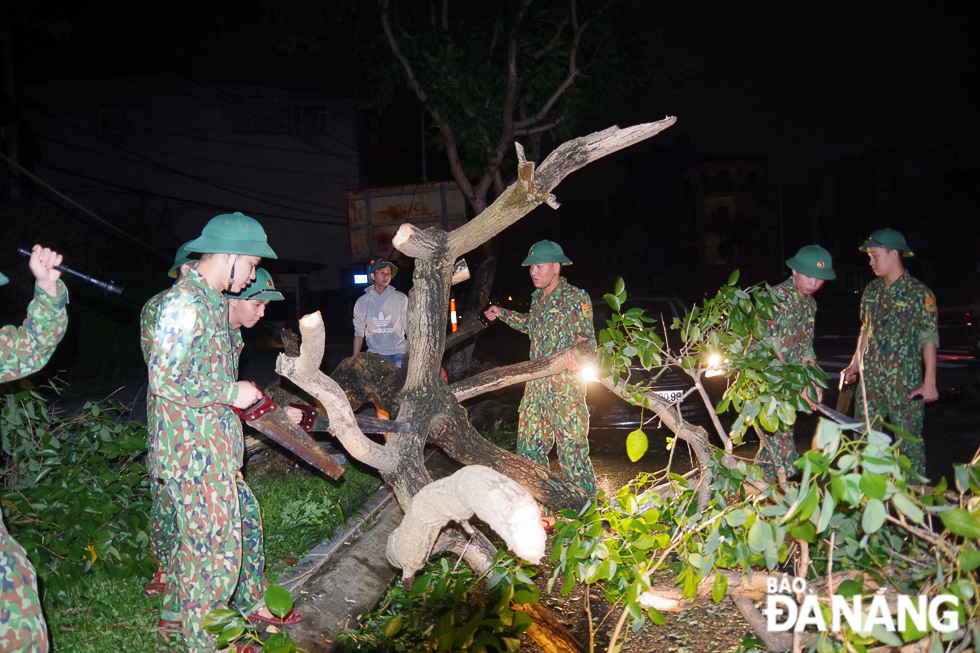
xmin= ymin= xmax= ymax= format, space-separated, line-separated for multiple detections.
xmin=279 ymin=118 xmax=677 ymax=573
xmin=446 ymin=239 xmax=498 ymax=381
xmin=387 ymin=465 xmax=546 ymax=581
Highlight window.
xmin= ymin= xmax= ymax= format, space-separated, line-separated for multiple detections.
xmin=292 ymin=104 xmax=328 ymax=133
xmin=100 ymin=105 xmax=122 ymax=134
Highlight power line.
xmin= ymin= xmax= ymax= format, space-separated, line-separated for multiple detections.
xmin=0 ymin=151 xmax=171 ymax=260
xmin=37 ymin=133 xmax=351 ymax=216
xmin=32 ymin=107 xmax=351 ymax=219
xmin=41 ymin=162 xmax=349 ymax=227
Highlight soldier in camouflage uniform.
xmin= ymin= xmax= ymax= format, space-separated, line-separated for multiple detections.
xmin=0 ymin=245 xmax=68 ymax=653
xmin=842 ymin=229 xmax=939 ymax=477
xmin=146 ymin=213 xmax=280 ymax=652
xmin=156 ymin=267 xmax=296 ymax=631
xmin=140 ymin=243 xmax=198 ymax=600
xmin=484 ymin=241 xmax=597 ymax=527
xmin=757 ymin=245 xmax=835 ymax=480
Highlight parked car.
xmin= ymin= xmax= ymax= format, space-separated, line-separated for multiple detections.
xmin=586 ymin=294 xmax=731 ymax=437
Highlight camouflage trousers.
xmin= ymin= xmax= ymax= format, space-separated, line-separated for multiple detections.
xmin=0 ymin=519 xmax=48 ymax=653
xmin=518 ymin=388 xmax=597 ymax=497
xmin=858 ymin=380 xmax=926 ymax=478
xmin=162 ymin=473 xmax=266 ymax=652
xmin=149 ymin=476 xmax=179 ymax=572
xmin=755 ymin=427 xmax=799 ymax=481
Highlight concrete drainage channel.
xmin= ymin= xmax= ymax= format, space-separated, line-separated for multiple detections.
xmin=275 ymin=449 xmax=461 ymax=652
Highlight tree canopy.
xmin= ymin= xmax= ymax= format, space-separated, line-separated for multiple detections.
xmin=261 ymin=0 xmax=692 ymax=212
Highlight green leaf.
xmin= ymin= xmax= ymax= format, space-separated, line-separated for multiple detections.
xmin=798 ymin=487 xmax=820 ymax=523
xmin=862 ymin=498 xmax=886 ymax=534
xmin=614 ymin=277 xmax=625 ymax=297
xmin=382 ymin=613 xmax=402 ymax=638
xmin=951 ymin=578 xmax=975 ymax=601
xmin=727 ymin=269 xmax=740 ymax=286
xmin=215 ymin=625 xmax=244 ymax=648
xmin=959 ymin=549 xmax=980 ymax=572
xmin=816 ymin=490 xmax=834 ymax=533
xmin=790 ymin=521 xmax=816 ymax=543
xmin=830 ymin=475 xmax=847 ymax=502
xmin=604 ymin=293 xmax=621 ymax=312
xmin=942 ymin=508 xmax=980 ymax=538
xmin=725 ymin=509 xmax=747 ymax=527
xmin=891 ymin=493 xmax=924 ymax=524
xmin=648 ymin=607 xmax=666 ymax=625
xmin=712 ymin=571 xmax=728 ymax=602
xmin=625 ymin=429 xmax=648 ymax=463
xmin=836 ymin=575 xmax=864 ymax=597
xmin=203 ymin=608 xmax=237 ymax=632
xmin=747 ymin=520 xmax=774 ymax=554
xmin=860 ymin=470 xmax=887 ymax=500
xmin=264 ymin=584 xmax=293 ymax=618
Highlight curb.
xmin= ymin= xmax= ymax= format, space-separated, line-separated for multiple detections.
xmin=276 ymin=482 xmax=396 ymax=592
xmin=279 ymin=449 xmax=460 ymax=652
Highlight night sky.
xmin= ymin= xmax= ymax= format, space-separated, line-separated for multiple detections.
xmin=616 ymin=1 xmax=978 ymax=186
xmin=7 ymin=0 xmax=980 ymax=303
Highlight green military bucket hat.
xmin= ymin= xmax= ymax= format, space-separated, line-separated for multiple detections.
xmin=185 ymin=212 xmax=278 ymax=259
xmin=168 ymin=241 xmax=199 ymax=278
xmin=522 ymin=240 xmax=572 ymax=266
xmin=370 ymin=259 xmax=397 ymax=278
xmin=859 ymin=228 xmax=914 ymax=257
xmin=224 ymin=268 xmax=284 ymax=301
xmin=786 ymin=245 xmax=836 ymax=281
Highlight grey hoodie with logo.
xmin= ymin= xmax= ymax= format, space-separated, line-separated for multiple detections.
xmin=353 ymin=285 xmax=408 ymax=355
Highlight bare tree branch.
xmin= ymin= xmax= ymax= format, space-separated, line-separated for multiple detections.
xmin=276 ymin=312 xmax=399 ymax=473
xmin=444 ymin=119 xmax=676 ymax=258
xmin=380 ymin=0 xmax=476 ymax=203
xmin=514 ymin=116 xmax=566 ymax=136
xmin=450 ymin=339 xmax=593 ymax=402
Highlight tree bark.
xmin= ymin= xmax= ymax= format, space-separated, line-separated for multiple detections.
xmin=279 ymin=120 xmax=677 ymax=572
xmin=387 ymin=465 xmax=546 ymax=581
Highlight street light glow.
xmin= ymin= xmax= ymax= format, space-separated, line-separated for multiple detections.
xmin=579 ymin=364 xmax=600 ymax=383
xmin=705 ymin=352 xmax=725 ymax=378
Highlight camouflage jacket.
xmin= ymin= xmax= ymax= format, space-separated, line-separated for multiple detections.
xmin=0 ymin=281 xmax=68 ymax=383
xmin=499 ymin=277 xmax=596 ymax=398
xmin=767 ymin=278 xmax=817 ymax=364
xmin=860 ymin=270 xmax=939 ymax=385
xmin=140 ymin=285 xmax=244 ymax=480
xmin=146 ymin=269 xmax=243 ymax=482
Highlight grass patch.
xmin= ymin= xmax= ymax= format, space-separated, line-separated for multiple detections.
xmin=247 ymin=460 xmax=382 ymax=582
xmin=479 ymin=407 xmax=520 ymax=453
xmin=47 ymin=569 xmax=182 ymax=652
xmin=41 ymin=452 xmax=381 ymax=651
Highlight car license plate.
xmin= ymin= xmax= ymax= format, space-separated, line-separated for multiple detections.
xmin=655 ymin=390 xmax=684 ymax=403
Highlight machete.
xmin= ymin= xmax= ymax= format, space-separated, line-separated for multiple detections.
xmin=813 ymin=402 xmax=866 ymax=433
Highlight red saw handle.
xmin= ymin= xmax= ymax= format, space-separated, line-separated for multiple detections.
xmin=232 ymin=388 xmax=279 ymax=421
xmin=288 ymin=403 xmax=320 ymax=432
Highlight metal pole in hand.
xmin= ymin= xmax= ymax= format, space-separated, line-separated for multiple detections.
xmin=16 ymin=248 xmax=123 ymax=294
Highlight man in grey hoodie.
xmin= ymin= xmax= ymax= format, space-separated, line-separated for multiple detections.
xmin=353 ymin=259 xmax=408 ymax=365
